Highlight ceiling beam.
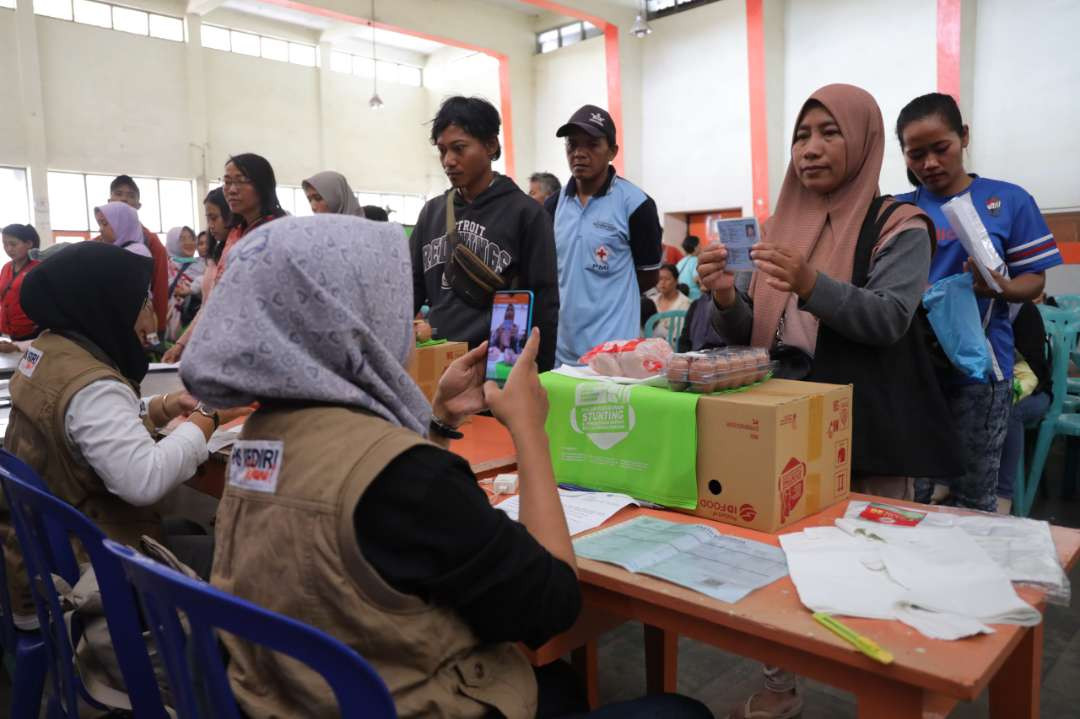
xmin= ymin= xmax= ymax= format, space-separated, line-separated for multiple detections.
xmin=186 ymin=0 xmax=227 ymax=16
xmin=319 ymin=21 xmax=361 ymax=44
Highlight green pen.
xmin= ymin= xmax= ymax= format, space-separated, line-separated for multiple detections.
xmin=813 ymin=612 xmax=894 ymax=665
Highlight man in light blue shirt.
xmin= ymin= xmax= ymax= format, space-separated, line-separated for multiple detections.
xmin=552 ymin=105 xmax=663 ymax=366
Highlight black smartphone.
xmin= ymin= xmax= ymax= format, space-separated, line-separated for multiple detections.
xmin=485 ymin=290 xmax=534 ymax=386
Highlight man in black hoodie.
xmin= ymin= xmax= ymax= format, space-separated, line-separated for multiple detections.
xmin=412 ymin=96 xmax=559 ymax=371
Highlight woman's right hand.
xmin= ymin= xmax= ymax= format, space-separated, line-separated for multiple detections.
xmin=161 ymin=343 xmax=184 ymax=363
xmin=697 ymin=243 xmax=737 ymax=305
xmin=485 ymin=328 xmax=548 ymax=437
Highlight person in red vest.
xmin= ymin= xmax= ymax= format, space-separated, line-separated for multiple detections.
xmin=101 ymin=175 xmax=170 ymax=334
xmin=0 ymin=224 xmax=42 ymax=346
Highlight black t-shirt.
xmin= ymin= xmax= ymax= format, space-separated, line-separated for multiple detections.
xmin=353 ymin=445 xmax=581 ymax=649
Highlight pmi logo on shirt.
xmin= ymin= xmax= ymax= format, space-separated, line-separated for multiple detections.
xmin=18 ymin=347 xmax=43 ymax=378
xmin=228 ymin=440 xmax=284 ymax=493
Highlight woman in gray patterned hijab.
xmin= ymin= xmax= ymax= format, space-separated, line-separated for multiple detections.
xmin=180 ymin=214 xmax=430 ymax=435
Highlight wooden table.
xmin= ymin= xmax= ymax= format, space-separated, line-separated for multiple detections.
xmin=186 ymin=414 xmax=517 ymax=498
xmin=570 ymin=497 xmax=1080 ymax=718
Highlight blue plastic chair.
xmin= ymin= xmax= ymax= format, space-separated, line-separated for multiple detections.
xmin=103 ymin=539 xmax=397 ymax=719
xmin=0 ymin=469 xmax=169 ymax=718
xmin=0 ymin=540 xmax=47 ymax=718
xmin=644 ymin=309 xmax=688 ymax=348
xmin=0 ymin=450 xmax=64 ymax=717
xmin=1015 ymin=306 xmax=1080 ymax=516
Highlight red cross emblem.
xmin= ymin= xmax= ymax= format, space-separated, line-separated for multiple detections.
xmin=594 ymin=245 xmax=609 ymax=263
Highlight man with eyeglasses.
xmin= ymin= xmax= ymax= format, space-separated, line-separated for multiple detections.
xmin=551 ymin=105 xmax=663 ymax=367
xmin=98 ymin=175 xmax=170 ymax=336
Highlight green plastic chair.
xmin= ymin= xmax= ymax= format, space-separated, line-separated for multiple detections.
xmin=1015 ymin=305 xmax=1080 ymax=516
xmin=1054 ymin=296 xmax=1080 ymax=398
xmin=644 ymin=310 xmax=687 ymax=348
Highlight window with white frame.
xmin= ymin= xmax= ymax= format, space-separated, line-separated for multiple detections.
xmin=210 ymin=182 xmax=423 ymax=224
xmin=646 ymin=0 xmax=718 ymax=19
xmin=356 ymin=192 xmax=425 ymax=225
xmin=35 ymin=0 xmax=184 ymax=41
xmin=0 ymin=0 xmax=16 ymax=10
xmin=328 ymin=49 xmax=423 ymax=87
xmin=277 ymin=186 xmax=313 ymax=218
xmin=200 ymin=23 xmax=320 ymax=69
xmin=536 ymin=20 xmax=601 ymax=54
xmin=0 ymin=167 xmax=32 ymax=226
xmin=47 ymin=171 xmax=195 ymax=238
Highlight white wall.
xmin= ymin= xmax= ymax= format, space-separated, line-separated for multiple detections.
xmin=38 ymin=18 xmax=190 ymax=178
xmin=0 ymin=11 xmax=26 ymax=166
xmin=640 ymin=0 xmax=753 ymax=218
xmin=969 ymin=0 xmax=1080 ymax=211
xmin=783 ymin=0 xmax=937 ymax=197
xmin=532 ymin=35 xmax=607 ymax=184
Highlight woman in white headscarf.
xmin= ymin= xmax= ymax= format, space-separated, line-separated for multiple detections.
xmin=181 ymin=214 xmax=711 ymax=719
xmin=302 ymin=170 xmax=365 ymax=216
xmin=164 ymin=226 xmax=204 ymax=342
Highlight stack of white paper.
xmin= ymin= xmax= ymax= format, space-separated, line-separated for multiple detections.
xmin=779 ymin=522 xmax=1041 ymax=640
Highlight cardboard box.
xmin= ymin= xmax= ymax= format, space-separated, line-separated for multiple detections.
xmin=688 ymin=379 xmax=852 ymax=532
xmin=408 ymin=341 xmax=468 ymax=402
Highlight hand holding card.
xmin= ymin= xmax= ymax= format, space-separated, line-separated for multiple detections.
xmin=712 ymin=217 xmax=761 ymax=272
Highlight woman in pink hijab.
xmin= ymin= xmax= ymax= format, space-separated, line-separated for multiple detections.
xmin=95 ymin=201 xmax=150 ymax=258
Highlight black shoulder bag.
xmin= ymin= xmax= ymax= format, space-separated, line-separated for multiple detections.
xmin=441 ymin=190 xmax=506 ymax=309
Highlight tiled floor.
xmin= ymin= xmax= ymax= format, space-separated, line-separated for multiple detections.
xmin=2 ymin=454 xmax=1077 ymax=718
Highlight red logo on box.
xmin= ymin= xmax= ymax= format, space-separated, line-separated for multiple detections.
xmin=835 ymin=439 xmax=850 ymax=468
xmin=778 ymin=457 xmax=806 ymax=523
xmin=739 ymin=504 xmax=758 ymax=522
xmin=835 ymin=469 xmax=847 ymax=492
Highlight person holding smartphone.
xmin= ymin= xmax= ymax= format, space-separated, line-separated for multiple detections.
xmin=181 ymin=214 xmax=710 ymax=719
xmin=411 ymin=96 xmax=560 ymax=371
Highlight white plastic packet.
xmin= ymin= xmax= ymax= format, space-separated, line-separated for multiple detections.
xmin=941 ymin=193 xmax=1005 ymax=292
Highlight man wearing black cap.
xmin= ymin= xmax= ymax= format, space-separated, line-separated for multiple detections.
xmin=552 ymin=104 xmax=662 ymax=366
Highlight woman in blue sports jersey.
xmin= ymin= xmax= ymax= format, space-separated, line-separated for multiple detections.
xmin=895 ymin=92 xmax=1062 ymax=512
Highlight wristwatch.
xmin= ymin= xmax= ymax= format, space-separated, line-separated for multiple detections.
xmin=429 ymin=413 xmax=464 ymax=440
xmin=193 ymin=402 xmax=220 ymax=431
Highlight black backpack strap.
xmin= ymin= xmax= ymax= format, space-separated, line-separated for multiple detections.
xmin=851 ymin=195 xmax=890 ymax=287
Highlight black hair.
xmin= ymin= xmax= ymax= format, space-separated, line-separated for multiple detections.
xmin=202 ymin=187 xmax=232 ymax=261
xmin=660 ymin=263 xmax=679 ymax=280
xmin=2 ymin=223 xmax=40 ymax=249
xmin=110 ymin=174 xmax=139 ymax=198
xmin=226 ymin=153 xmax=285 ymax=226
xmin=431 ymin=96 xmax=502 ymax=161
xmin=895 ymin=92 xmax=965 ymax=187
xmin=362 ymin=205 xmax=389 ymax=222
xmin=681 ymin=235 xmax=700 ymax=255
xmin=677 ymin=283 xmax=690 ymax=297
xmin=529 ymin=172 xmax=561 ymax=197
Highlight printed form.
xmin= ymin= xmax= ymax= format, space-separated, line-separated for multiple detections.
xmin=573 ymin=516 xmax=788 ymax=603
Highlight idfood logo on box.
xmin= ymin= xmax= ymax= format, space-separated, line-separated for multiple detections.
xmin=778 ymin=457 xmax=806 ymax=522
xmin=570 ymin=382 xmax=635 ymax=450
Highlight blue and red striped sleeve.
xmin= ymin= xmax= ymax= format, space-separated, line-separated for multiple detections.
xmin=1004 ymin=192 xmax=1061 ymax=275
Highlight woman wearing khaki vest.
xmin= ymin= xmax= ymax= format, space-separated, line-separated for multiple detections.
xmin=2 ymin=242 xmax=248 ymax=624
xmin=182 ymin=215 xmax=712 ymax=719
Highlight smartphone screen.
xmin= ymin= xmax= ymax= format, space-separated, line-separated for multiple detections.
xmin=486 ymin=290 xmax=534 ymax=385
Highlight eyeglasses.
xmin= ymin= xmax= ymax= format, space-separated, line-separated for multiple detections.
xmin=219 ymin=176 xmax=253 ymax=189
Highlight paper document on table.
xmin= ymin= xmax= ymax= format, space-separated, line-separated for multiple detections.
xmin=496 ymin=488 xmax=638 ymax=536
xmin=147 ymin=362 xmax=180 ymax=371
xmin=842 ymin=500 xmax=1070 ymax=603
xmin=573 ymin=516 xmax=788 ymax=603
xmin=207 ymin=427 xmax=242 ymax=454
